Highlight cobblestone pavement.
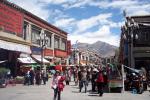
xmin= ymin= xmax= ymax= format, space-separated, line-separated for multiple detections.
xmin=0 ymin=79 xmax=149 ymax=100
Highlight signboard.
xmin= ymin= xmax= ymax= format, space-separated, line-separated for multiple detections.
xmin=55 ymin=50 xmax=67 ymax=58
xmin=0 ymin=3 xmax=23 ymax=36
xmin=67 ymin=40 xmax=71 ymax=55
xmin=31 ymin=46 xmax=41 ymax=55
xmin=44 ymin=49 xmax=53 ymax=56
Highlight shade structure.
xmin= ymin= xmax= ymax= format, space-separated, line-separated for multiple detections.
xmin=32 ymin=55 xmax=50 ymax=64
xmin=18 ymin=57 xmax=36 ymax=64
xmin=0 ymin=40 xmax=31 ymax=54
xmin=0 ymin=60 xmax=7 ymax=64
xmin=55 ymin=65 xmax=62 ymax=71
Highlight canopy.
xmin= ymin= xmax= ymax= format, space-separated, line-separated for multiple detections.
xmin=0 ymin=60 xmax=7 ymax=64
xmin=123 ymin=65 xmax=141 ymax=73
xmin=32 ymin=55 xmax=49 ymax=63
xmin=0 ymin=40 xmax=31 ymax=54
xmin=18 ymin=57 xmax=36 ymax=64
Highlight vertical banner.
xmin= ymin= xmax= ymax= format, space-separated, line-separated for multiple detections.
xmin=67 ymin=40 xmax=71 ymax=56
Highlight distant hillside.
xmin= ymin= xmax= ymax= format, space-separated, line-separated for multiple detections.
xmin=72 ymin=41 xmax=118 ymax=57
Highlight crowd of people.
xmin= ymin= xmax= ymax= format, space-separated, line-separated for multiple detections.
xmin=24 ymin=69 xmax=49 ymax=85
xmin=50 ymin=65 xmax=150 ymax=100
xmin=51 ymin=66 xmax=109 ymax=100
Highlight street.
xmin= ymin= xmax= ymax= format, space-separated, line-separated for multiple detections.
xmin=0 ymin=79 xmax=149 ymax=100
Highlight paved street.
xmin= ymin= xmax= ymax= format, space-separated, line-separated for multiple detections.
xmin=0 ymin=79 xmax=149 ymax=100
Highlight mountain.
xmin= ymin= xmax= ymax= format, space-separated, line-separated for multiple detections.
xmin=72 ymin=41 xmax=118 ymax=57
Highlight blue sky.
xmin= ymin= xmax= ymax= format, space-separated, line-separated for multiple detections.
xmin=9 ymin=0 xmax=150 ymax=46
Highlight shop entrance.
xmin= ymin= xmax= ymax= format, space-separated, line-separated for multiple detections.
xmin=0 ymin=49 xmax=20 ymax=77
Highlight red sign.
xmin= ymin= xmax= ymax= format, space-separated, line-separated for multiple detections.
xmin=44 ymin=49 xmax=53 ymax=56
xmin=0 ymin=3 xmax=23 ymax=36
xmin=67 ymin=40 xmax=71 ymax=55
xmin=55 ymin=50 xmax=67 ymax=58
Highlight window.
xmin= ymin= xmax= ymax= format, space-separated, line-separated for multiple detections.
xmin=54 ymin=37 xmax=59 ymax=49
xmin=23 ymin=21 xmax=29 ymax=40
xmin=61 ymin=40 xmax=66 ymax=50
xmin=144 ymin=31 xmax=149 ymax=41
xmin=82 ymin=56 xmax=84 ymax=60
xmin=45 ymin=31 xmax=51 ymax=48
xmin=31 ymin=25 xmax=41 ymax=44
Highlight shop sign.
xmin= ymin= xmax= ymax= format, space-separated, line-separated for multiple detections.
xmin=44 ymin=49 xmax=53 ymax=56
xmin=0 ymin=3 xmax=23 ymax=36
xmin=31 ymin=46 xmax=41 ymax=55
xmin=55 ymin=50 xmax=67 ymax=58
xmin=67 ymin=40 xmax=71 ymax=55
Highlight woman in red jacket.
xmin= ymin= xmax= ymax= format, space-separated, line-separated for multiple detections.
xmin=51 ymin=71 xmax=65 ymax=100
xmin=96 ymin=68 xmax=104 ymax=96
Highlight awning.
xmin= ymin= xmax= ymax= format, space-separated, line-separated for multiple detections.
xmin=32 ymin=55 xmax=50 ymax=63
xmin=18 ymin=57 xmax=36 ymax=64
xmin=0 ymin=60 xmax=7 ymax=64
xmin=0 ymin=40 xmax=31 ymax=54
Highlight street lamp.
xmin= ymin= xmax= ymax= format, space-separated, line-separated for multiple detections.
xmin=121 ymin=17 xmax=139 ymax=68
xmin=37 ymin=30 xmax=48 ymax=72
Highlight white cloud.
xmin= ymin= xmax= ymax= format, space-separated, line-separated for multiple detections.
xmin=61 ymin=0 xmax=150 ymax=16
xmin=90 ymin=0 xmax=150 ymax=16
xmin=54 ymin=18 xmax=75 ymax=27
xmin=68 ymin=25 xmax=120 ymax=46
xmin=75 ymin=13 xmax=112 ymax=33
xmin=9 ymin=0 xmax=50 ymax=20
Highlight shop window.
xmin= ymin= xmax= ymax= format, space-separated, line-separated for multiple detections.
xmin=23 ymin=21 xmax=29 ymax=40
xmin=31 ymin=25 xmax=41 ymax=45
xmin=61 ymin=40 xmax=66 ymax=50
xmin=144 ymin=32 xmax=149 ymax=41
xmin=45 ymin=30 xmax=52 ymax=48
xmin=54 ymin=37 xmax=59 ymax=49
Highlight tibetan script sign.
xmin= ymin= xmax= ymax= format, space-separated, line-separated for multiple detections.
xmin=0 ymin=3 xmax=23 ymax=36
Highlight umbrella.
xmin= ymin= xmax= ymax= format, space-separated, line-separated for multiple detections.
xmin=55 ymin=65 xmax=62 ymax=71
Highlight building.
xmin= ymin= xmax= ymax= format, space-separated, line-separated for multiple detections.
xmin=0 ymin=0 xmax=69 ymax=76
xmin=119 ymin=15 xmax=150 ymax=73
xmin=70 ymin=48 xmax=102 ymax=66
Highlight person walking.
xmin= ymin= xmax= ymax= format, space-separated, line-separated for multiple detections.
xmin=91 ymin=68 xmax=98 ymax=92
xmin=96 ymin=68 xmax=104 ymax=96
xmin=29 ymin=69 xmax=35 ymax=85
xmin=79 ymin=68 xmax=87 ymax=93
xmin=41 ymin=70 xmax=47 ymax=85
xmin=24 ymin=71 xmax=30 ymax=85
xmin=64 ymin=69 xmax=70 ymax=85
xmin=51 ymin=71 xmax=65 ymax=100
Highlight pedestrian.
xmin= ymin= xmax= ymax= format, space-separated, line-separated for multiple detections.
xmin=24 ymin=71 xmax=30 ymax=85
xmin=79 ymin=68 xmax=87 ymax=93
xmin=35 ymin=70 xmax=41 ymax=85
xmin=96 ymin=68 xmax=104 ymax=96
xmin=41 ymin=70 xmax=47 ymax=85
xmin=78 ymin=68 xmax=82 ymax=88
xmin=91 ymin=68 xmax=98 ymax=92
xmin=51 ymin=71 xmax=65 ymax=100
xmin=29 ymin=69 xmax=35 ymax=85
xmin=64 ymin=69 xmax=70 ymax=85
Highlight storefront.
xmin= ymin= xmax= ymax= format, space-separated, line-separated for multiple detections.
xmin=0 ymin=40 xmax=31 ymax=77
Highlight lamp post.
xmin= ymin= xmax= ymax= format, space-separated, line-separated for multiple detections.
xmin=38 ymin=30 xmax=48 ymax=72
xmin=122 ymin=17 xmax=139 ymax=68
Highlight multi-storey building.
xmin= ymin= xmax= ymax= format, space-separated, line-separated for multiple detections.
xmin=70 ymin=48 xmax=102 ymax=66
xmin=119 ymin=15 xmax=150 ymax=74
xmin=0 ymin=0 xmax=69 ymax=76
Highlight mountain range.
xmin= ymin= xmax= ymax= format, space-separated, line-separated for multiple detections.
xmin=72 ymin=41 xmax=118 ymax=57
